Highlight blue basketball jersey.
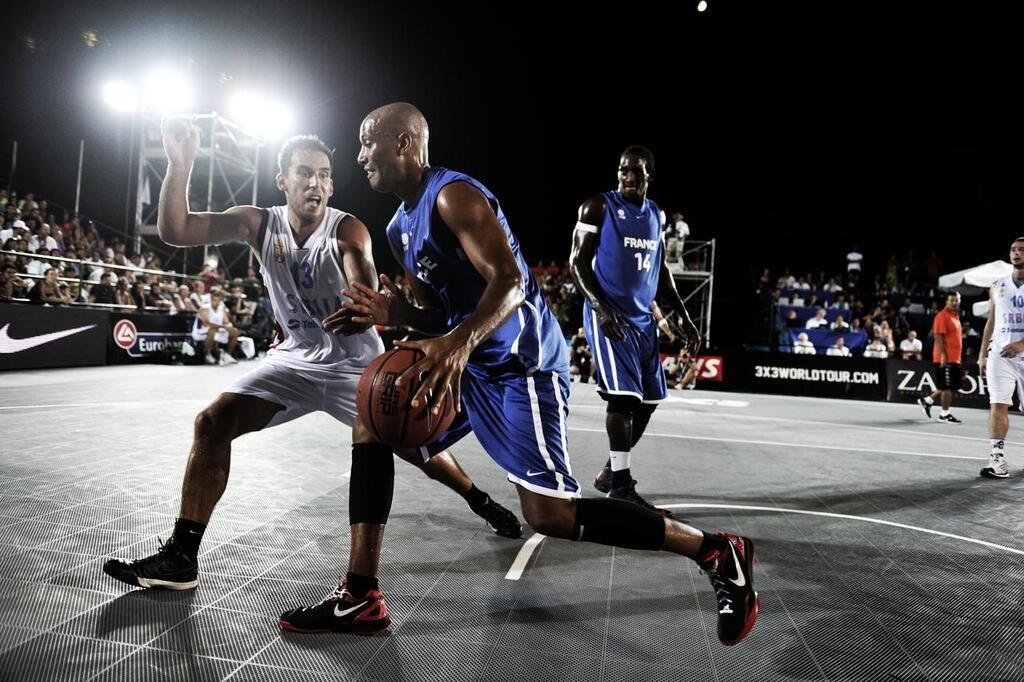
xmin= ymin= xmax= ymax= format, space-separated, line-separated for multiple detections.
xmin=386 ymin=167 xmax=567 ymax=377
xmin=593 ymin=190 xmax=663 ymax=326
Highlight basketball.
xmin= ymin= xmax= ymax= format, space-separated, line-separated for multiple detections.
xmin=356 ymin=348 xmax=458 ymax=450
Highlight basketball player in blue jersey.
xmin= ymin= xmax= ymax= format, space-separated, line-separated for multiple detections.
xmin=103 ymin=121 xmax=522 ymax=619
xmin=569 ymin=146 xmax=701 ymax=514
xmin=280 ymin=103 xmax=759 ymax=646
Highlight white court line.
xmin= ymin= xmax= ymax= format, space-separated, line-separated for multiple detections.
xmin=567 ymin=426 xmax=983 ymax=461
xmin=505 ymin=533 xmax=546 ymax=580
xmin=660 ymin=503 xmax=1024 ymax=557
xmin=0 ymin=400 xmax=201 ymax=410
xmin=572 ymin=402 xmax=1023 ymax=447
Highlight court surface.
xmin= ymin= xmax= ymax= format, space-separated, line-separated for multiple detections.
xmin=1 ymin=362 xmax=1021 ymax=681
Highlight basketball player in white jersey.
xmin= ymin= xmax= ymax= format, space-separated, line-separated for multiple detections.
xmin=104 ymin=121 xmax=522 ymax=604
xmin=191 ymin=288 xmax=239 ymax=364
xmin=979 ymin=238 xmax=1024 ymax=479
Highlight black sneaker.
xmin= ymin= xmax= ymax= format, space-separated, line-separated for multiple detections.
xmin=103 ymin=539 xmax=198 ymax=590
xmin=696 ymin=532 xmax=760 ymax=646
xmin=593 ymin=465 xmax=613 ymax=494
xmin=279 ymin=580 xmax=391 ymax=634
xmin=469 ymin=495 xmax=524 ymax=538
xmin=917 ymin=397 xmax=933 ymax=419
xmin=608 ymin=480 xmax=672 ymax=518
xmin=938 ymin=413 xmax=962 ymax=424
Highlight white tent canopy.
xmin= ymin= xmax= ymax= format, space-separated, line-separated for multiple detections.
xmin=938 ymin=260 xmax=1012 ymax=296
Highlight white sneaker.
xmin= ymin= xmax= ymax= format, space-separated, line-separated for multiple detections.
xmin=204 ymin=355 xmax=218 ymax=365
xmin=219 ymin=353 xmax=238 ymax=366
xmin=980 ymin=453 xmax=1009 ymax=479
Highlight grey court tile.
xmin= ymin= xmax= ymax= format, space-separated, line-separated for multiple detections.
xmin=358 ymin=634 xmax=493 ymax=682
xmin=54 ymin=591 xmax=197 ymax=646
xmin=0 ymin=625 xmax=40 ymax=655
xmin=254 ymin=631 xmax=390 ymax=680
xmin=91 ymin=646 xmax=238 ymax=682
xmin=0 ymin=496 xmax=66 ymax=520
xmin=0 ymin=581 xmax=114 ymax=632
xmin=229 ymin=662 xmax=353 ymax=681
xmin=0 ymin=519 xmax=77 ymax=548
xmin=0 ymin=547 xmax=95 ymax=582
xmin=0 ymin=632 xmax=136 ymax=682
xmin=148 ymin=607 xmax=280 ymax=662
xmin=199 ymin=543 xmax=294 ymax=578
xmin=476 ymin=645 xmax=603 ymax=682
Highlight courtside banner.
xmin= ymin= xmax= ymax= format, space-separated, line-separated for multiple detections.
xmin=885 ymin=359 xmax=990 ymax=410
xmin=107 ymin=313 xmax=192 ymax=364
xmin=0 ymin=303 xmax=109 ymax=371
xmin=729 ymin=351 xmax=886 ymax=401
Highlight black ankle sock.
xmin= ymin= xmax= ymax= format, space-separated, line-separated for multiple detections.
xmin=170 ymin=518 xmax=206 ymax=561
xmin=611 ymin=467 xmax=632 ymax=488
xmin=698 ymin=531 xmax=728 ymax=557
xmin=346 ymin=571 xmax=379 ymax=598
xmin=603 ymin=457 xmax=611 ymax=470
xmin=464 ymin=484 xmax=489 ymax=509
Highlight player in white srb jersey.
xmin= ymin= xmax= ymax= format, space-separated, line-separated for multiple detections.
xmin=104 ymin=122 xmax=522 ymax=608
xmin=979 ymin=238 xmax=1024 ymax=479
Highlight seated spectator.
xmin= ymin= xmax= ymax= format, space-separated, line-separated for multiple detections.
xmin=114 ymin=277 xmax=132 ymax=307
xmin=188 ymin=280 xmax=210 ymax=309
xmin=850 ymin=317 xmax=862 ymax=333
xmin=569 ymin=327 xmax=592 ymax=383
xmin=28 ymin=223 xmax=58 ymax=253
xmin=25 ymin=250 xmax=48 ymax=278
xmin=830 ymin=314 xmax=850 ymax=331
xmin=793 ymin=332 xmax=816 ymax=355
xmin=863 ymin=335 xmax=889 ymax=358
xmin=785 ymin=309 xmax=803 ymax=328
xmin=900 ymin=330 xmax=923 ymax=360
xmin=172 ymin=284 xmax=197 ymax=314
xmin=192 ymin=289 xmax=239 ymax=365
xmin=829 ymin=294 xmax=850 ymax=310
xmin=790 ymin=292 xmax=805 ymax=307
xmin=89 ymin=272 xmax=117 ymax=305
xmin=1 ymin=263 xmax=29 ymax=301
xmin=805 ymin=308 xmax=829 ymax=330
xmin=28 ymin=268 xmax=68 ymax=305
xmin=806 ymin=293 xmax=821 ymax=309
xmin=826 ymin=337 xmax=851 ymax=357
xmin=794 ymin=276 xmax=811 ymax=291
xmin=822 ymin=277 xmax=843 ymax=293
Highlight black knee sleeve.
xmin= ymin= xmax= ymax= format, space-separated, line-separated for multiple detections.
xmin=572 ymin=497 xmax=665 ymax=550
xmin=605 ymin=394 xmax=640 ymax=417
xmin=630 ymin=403 xmax=657 ymax=447
xmin=349 ymin=443 xmax=395 ymax=525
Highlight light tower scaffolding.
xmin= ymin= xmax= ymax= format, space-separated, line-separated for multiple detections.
xmin=665 ymin=238 xmax=716 ymax=348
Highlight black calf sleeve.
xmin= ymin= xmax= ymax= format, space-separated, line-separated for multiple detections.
xmin=349 ymin=443 xmax=395 ymax=525
xmin=630 ymin=403 xmax=657 ymax=447
xmin=572 ymin=497 xmax=665 ymax=550
xmin=605 ymin=394 xmax=640 ymax=417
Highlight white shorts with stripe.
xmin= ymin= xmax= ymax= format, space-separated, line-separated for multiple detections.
xmin=986 ymin=350 xmax=1024 ymax=405
xmin=222 ymin=356 xmax=361 ymax=428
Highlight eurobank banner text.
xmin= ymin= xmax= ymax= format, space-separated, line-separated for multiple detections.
xmin=0 ymin=303 xmax=108 ymax=370
xmin=722 ymin=351 xmax=886 ymax=401
xmin=107 ymin=313 xmax=192 ymax=364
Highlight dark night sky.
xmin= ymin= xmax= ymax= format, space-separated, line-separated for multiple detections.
xmin=0 ymin=1 xmax=1019 ymax=345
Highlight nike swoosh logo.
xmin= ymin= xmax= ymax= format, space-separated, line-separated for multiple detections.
xmin=0 ymin=323 xmax=96 ymax=354
xmin=334 ymin=600 xmax=368 ymax=618
xmin=525 ymin=470 xmax=547 ymax=477
xmin=727 ymin=543 xmax=746 ymax=587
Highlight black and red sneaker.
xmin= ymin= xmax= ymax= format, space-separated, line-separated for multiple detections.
xmin=279 ymin=580 xmax=391 ymax=635
xmin=594 ymin=465 xmax=613 ymax=494
xmin=696 ymin=532 xmax=760 ymax=646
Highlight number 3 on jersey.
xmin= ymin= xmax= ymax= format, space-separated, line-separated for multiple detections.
xmin=634 ymin=252 xmax=652 ymax=272
xmin=290 ymin=261 xmax=314 ymax=289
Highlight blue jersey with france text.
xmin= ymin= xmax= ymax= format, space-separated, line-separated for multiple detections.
xmin=593 ymin=190 xmax=663 ymax=327
xmin=386 ymin=167 xmax=567 ymax=377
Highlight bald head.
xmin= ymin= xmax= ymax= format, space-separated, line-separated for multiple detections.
xmin=364 ymin=102 xmax=429 ymax=147
xmin=358 ymin=102 xmax=431 ymax=195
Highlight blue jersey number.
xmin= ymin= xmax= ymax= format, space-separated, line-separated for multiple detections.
xmin=290 ymin=262 xmax=314 ymax=289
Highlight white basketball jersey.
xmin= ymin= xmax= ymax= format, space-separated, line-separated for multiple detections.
xmin=989 ymin=275 xmax=1024 ymax=354
xmin=192 ymin=300 xmax=227 ymax=338
xmin=259 ymin=205 xmax=384 ymax=372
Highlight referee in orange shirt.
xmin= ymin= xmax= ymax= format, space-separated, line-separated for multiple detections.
xmin=918 ymin=292 xmax=964 ymax=424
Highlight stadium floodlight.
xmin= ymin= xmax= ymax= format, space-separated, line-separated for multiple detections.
xmin=102 ymin=81 xmax=139 ymax=113
xmin=227 ymin=90 xmax=294 ymax=140
xmin=144 ymin=69 xmax=192 ymax=114
xmin=697 ymin=0 xmax=708 ymax=11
